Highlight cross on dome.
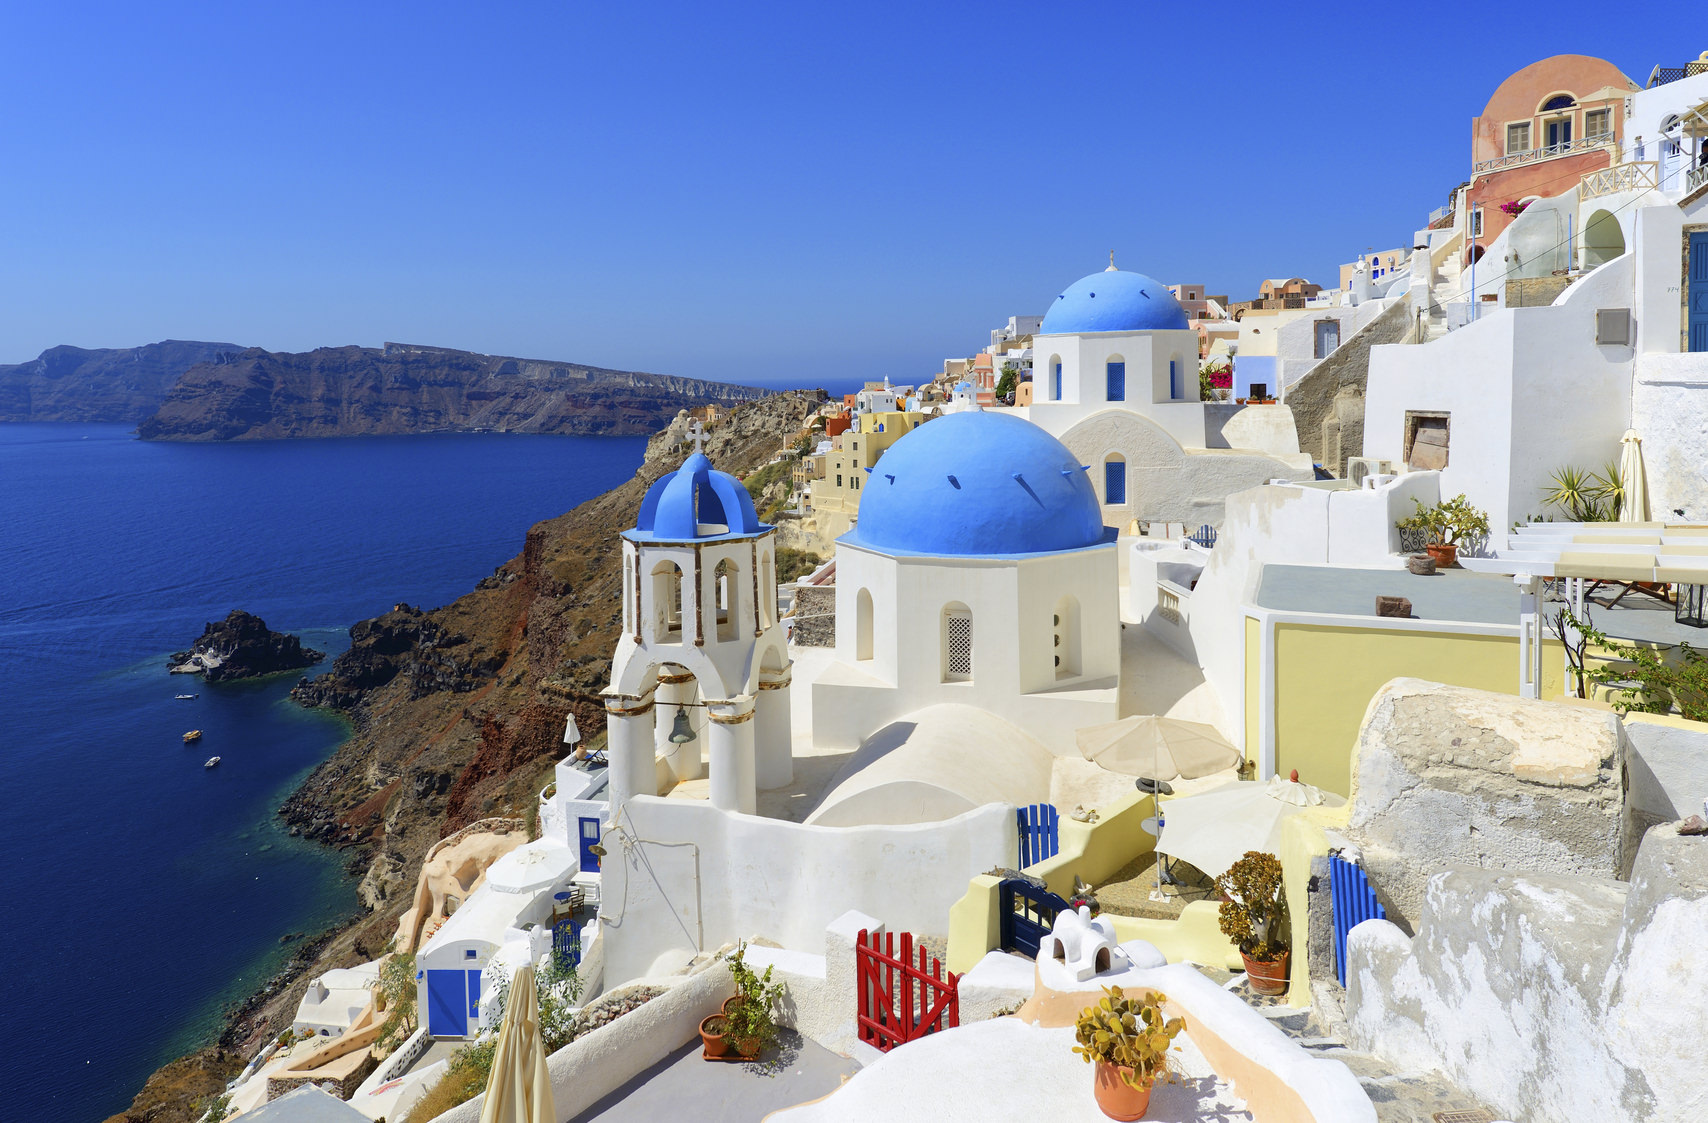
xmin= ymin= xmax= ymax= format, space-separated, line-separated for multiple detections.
xmin=688 ymin=418 xmax=707 ymax=455
xmin=1106 ymin=250 xmax=1117 ymax=272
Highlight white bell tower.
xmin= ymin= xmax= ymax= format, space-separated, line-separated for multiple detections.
xmin=603 ymin=426 xmax=792 ymax=816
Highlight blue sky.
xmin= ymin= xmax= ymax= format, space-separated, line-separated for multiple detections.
xmin=0 ymin=2 xmax=1679 ymax=386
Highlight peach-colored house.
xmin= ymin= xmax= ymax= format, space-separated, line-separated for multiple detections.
xmin=1467 ymin=54 xmax=1638 ymax=256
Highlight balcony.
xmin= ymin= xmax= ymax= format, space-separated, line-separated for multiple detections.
xmin=1691 ymin=164 xmax=1708 ymax=195
xmin=1473 ymin=133 xmax=1616 ymax=174
xmin=1580 ymin=161 xmax=1658 ymax=200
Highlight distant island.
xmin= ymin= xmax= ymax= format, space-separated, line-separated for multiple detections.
xmin=169 ymin=610 xmax=326 ymax=682
xmin=0 ymin=339 xmax=768 ymax=439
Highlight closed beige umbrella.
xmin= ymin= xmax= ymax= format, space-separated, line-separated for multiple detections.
xmin=480 ymin=963 xmax=554 ymax=1123
xmin=1075 ymin=715 xmax=1241 ymax=781
xmin=1619 ymin=429 xmax=1649 ymax=523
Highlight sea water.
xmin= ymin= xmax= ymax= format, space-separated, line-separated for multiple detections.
xmin=0 ymin=424 xmax=645 ymax=1121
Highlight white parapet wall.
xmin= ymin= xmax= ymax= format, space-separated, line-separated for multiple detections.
xmin=597 ymin=796 xmax=1013 ymax=985
xmin=439 ymin=962 xmax=736 ymax=1123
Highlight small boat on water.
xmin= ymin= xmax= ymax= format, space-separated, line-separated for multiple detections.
xmin=175 ymin=693 xmax=198 ymax=700
xmin=183 ymin=729 xmax=203 ymax=744
xmin=204 ymin=756 xmax=221 ymax=769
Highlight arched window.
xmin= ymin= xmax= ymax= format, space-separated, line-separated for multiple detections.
xmin=1053 ymin=595 xmax=1081 ymax=680
xmin=1049 ymin=356 xmax=1062 ymax=401
xmin=1105 ymin=357 xmax=1126 ymax=402
xmin=1103 ymin=454 xmax=1127 ymax=506
xmin=714 ymin=558 xmax=739 ymax=642
xmin=941 ymin=603 xmax=973 ymax=682
xmin=855 ymin=588 xmax=873 ymax=661
xmin=650 ymin=559 xmax=684 ymax=641
xmin=1540 ymin=94 xmax=1576 ymax=112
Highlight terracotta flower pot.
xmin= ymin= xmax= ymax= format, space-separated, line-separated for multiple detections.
xmin=1092 ymin=1060 xmax=1154 ymax=1121
xmin=734 ymin=1035 xmax=762 ymax=1059
xmin=699 ymin=1014 xmax=730 ymax=1058
xmin=1242 ymin=948 xmax=1291 ymax=996
xmin=722 ymin=995 xmax=746 ymax=1018
xmin=1425 ymin=543 xmax=1458 ymax=568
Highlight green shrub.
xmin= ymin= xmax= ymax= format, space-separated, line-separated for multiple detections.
xmin=1215 ymin=851 xmax=1287 ymax=960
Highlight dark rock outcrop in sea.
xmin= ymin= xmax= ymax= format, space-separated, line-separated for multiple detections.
xmin=135 ymin=341 xmax=769 ymax=441
xmin=0 ymin=340 xmax=242 ymax=423
xmin=170 ymin=610 xmax=326 ymax=682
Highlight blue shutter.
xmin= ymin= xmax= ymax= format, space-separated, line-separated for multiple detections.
xmin=1052 ymin=362 xmax=1061 ymax=400
xmin=1106 ymin=361 xmax=1125 ymax=401
xmin=1104 ymin=461 xmax=1125 ymax=505
xmin=1690 ymin=232 xmax=1708 ymax=353
xmin=1169 ymin=359 xmax=1179 ymax=400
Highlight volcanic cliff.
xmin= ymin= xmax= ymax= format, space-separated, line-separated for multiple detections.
xmin=135 ymin=341 xmax=768 ymax=441
xmin=0 ymin=340 xmax=241 ymax=423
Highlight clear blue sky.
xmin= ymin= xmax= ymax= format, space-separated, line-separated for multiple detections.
xmin=0 ymin=2 xmax=1677 ymax=386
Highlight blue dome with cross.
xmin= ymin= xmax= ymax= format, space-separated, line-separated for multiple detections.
xmin=845 ymin=411 xmax=1113 ymax=557
xmin=1040 ymin=265 xmax=1189 ymax=334
xmin=627 ymin=446 xmax=769 ymax=544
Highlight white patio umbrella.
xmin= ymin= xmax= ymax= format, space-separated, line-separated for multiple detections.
xmin=1618 ymin=429 xmax=1650 ymax=523
xmin=1154 ymin=775 xmax=1345 ymax=880
xmin=485 ymin=842 xmax=577 ymax=895
xmin=1075 ymin=715 xmax=1241 ymax=781
xmin=480 ymin=963 xmax=554 ymax=1123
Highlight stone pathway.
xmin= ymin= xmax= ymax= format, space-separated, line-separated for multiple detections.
xmin=1201 ymin=968 xmax=1501 ymax=1123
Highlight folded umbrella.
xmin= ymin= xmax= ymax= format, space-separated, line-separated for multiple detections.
xmin=1153 ymin=777 xmax=1344 ymax=880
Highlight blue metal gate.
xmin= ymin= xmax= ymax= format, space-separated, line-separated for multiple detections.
xmin=553 ymin=914 xmax=582 ymax=969
xmin=1329 ymin=855 xmax=1386 ymax=986
xmin=999 ymin=878 xmax=1070 ymax=958
xmin=1017 ymin=804 xmax=1059 ymax=868
xmin=1188 ymin=524 xmax=1218 ymax=549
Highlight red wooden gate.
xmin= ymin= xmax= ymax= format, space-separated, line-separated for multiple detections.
xmin=855 ymin=929 xmax=960 ymax=1052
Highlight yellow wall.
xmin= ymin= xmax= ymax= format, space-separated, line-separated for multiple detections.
xmin=1244 ymin=615 xmax=1260 ymax=770
xmin=1278 ymin=804 xmax=1351 ymax=1007
xmin=1268 ymin=622 xmax=1566 ymax=797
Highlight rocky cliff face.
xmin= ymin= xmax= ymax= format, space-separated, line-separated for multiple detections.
xmin=169 ymin=610 xmax=326 ymax=682
xmin=0 ymin=340 xmax=241 ymax=423
xmin=135 ymin=342 xmax=767 ymax=441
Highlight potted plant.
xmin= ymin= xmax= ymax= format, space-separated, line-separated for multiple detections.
xmin=1215 ymin=851 xmax=1290 ymax=996
xmin=1072 ymin=985 xmax=1183 ymax=1121
xmin=721 ymin=942 xmax=784 ymax=1059
xmin=698 ymin=1012 xmax=731 ymax=1058
xmin=1395 ymin=493 xmax=1489 ymax=568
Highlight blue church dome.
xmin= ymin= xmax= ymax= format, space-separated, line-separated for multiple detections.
xmin=847 ymin=412 xmax=1113 ymax=557
xmin=628 ymin=451 xmax=768 ymax=543
xmin=1040 ymin=267 xmax=1189 ymax=334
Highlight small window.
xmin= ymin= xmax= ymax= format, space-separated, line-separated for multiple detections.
xmin=1584 ymin=108 xmax=1611 ymax=138
xmin=836 ymin=474 xmax=843 ymax=487
xmin=1403 ymin=411 xmax=1450 ymax=471
xmin=943 ymin=605 xmax=973 ymax=682
xmin=1052 ymin=360 xmax=1062 ymax=400
xmin=1104 ymin=458 xmax=1126 ymax=505
xmin=465 ymin=949 xmax=478 ymax=960
xmin=1470 ymin=208 xmax=1484 ymax=238
xmin=1506 ymin=122 xmax=1532 ymax=153
xmin=1541 ymin=94 xmax=1575 ymax=112
xmin=1106 ymin=361 xmax=1126 ymax=402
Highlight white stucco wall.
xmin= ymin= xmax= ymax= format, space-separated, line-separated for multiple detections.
xmin=812 ymin=540 xmax=1120 ymax=754
xmin=1275 ymin=304 xmax=1383 ymax=390
xmin=1024 ymin=329 xmax=1201 ymax=443
xmin=1622 ymin=713 xmax=1708 ymax=822
xmin=1365 ymin=256 xmax=1634 ymax=531
xmin=596 ymin=796 xmax=1012 ymax=985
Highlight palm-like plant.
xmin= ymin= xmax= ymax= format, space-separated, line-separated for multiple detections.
xmin=1542 ymin=465 xmax=1615 ymax=522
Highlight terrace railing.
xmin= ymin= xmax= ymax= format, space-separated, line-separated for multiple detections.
xmin=1689 ymin=164 xmax=1708 ymax=195
xmin=1473 ymin=134 xmax=1616 ymax=174
xmin=1580 ymin=161 xmax=1658 ymax=200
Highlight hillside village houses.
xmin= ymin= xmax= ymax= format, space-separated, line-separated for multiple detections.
xmin=212 ymin=49 xmax=1708 ymax=1123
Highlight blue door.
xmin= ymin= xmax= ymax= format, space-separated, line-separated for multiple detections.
xmin=1690 ymin=232 xmax=1708 ymax=353
xmin=1106 ymin=361 xmax=1125 ymax=401
xmin=579 ymin=816 xmax=602 ymax=871
xmin=426 ymin=970 xmax=467 ymax=1037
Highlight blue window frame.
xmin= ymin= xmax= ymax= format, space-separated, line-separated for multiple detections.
xmin=1104 ymin=460 xmax=1125 ymax=505
xmin=1169 ymin=359 xmax=1179 ymax=400
xmin=1052 ymin=362 xmax=1061 ymax=400
xmin=1106 ymin=361 xmax=1125 ymax=401
xmin=1690 ymin=231 xmax=1708 ymax=353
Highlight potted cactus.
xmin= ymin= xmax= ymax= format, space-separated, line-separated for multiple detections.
xmin=1215 ymin=850 xmax=1290 ymax=995
xmin=1073 ymin=985 xmax=1183 ymax=1120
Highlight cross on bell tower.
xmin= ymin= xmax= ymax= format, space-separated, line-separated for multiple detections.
xmin=688 ymin=418 xmax=707 ymax=455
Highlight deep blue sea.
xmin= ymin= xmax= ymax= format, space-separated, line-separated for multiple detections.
xmin=0 ymin=424 xmax=646 ymax=1122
